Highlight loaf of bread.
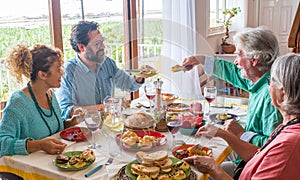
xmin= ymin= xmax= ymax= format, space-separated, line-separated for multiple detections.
xmin=125 ymin=112 xmax=155 ymax=129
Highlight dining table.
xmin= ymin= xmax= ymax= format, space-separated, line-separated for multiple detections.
xmin=0 ymin=96 xmax=248 ymax=180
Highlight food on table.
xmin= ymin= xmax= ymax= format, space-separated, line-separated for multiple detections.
xmin=55 ymin=149 xmax=95 ymax=168
xmin=180 ymin=112 xmax=204 ymax=129
xmin=187 ymin=144 xmax=211 ymax=156
xmin=173 ymin=144 xmax=212 ymax=160
xmin=56 ymin=154 xmax=70 ymax=164
xmin=162 ymin=93 xmax=178 ymax=101
xmin=124 ymin=112 xmax=155 ymax=130
xmin=121 ymin=131 xmax=159 ymax=149
xmin=130 ymin=66 xmax=158 ymax=78
xmin=167 ymin=103 xmax=189 ymax=112
xmin=131 ymin=150 xmax=190 ymax=179
xmin=216 ymin=113 xmax=232 ymax=120
xmin=166 ymin=112 xmax=179 ymax=121
xmin=189 ymin=102 xmax=202 ymax=113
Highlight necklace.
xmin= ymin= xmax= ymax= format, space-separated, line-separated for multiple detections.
xmin=27 ymin=82 xmax=61 ymax=135
xmin=257 ymin=117 xmax=300 ymax=153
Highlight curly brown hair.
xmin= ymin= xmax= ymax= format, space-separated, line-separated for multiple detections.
xmin=6 ymin=44 xmax=64 ymax=83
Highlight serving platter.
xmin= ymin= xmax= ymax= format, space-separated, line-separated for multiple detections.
xmin=125 ymin=157 xmax=191 ymax=180
xmin=60 ymin=127 xmax=91 ymax=141
xmin=117 ymin=130 xmax=167 ymax=151
xmin=53 ymin=151 xmax=95 ymax=171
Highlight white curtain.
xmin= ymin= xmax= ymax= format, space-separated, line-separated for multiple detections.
xmin=159 ymin=0 xmax=202 ymax=100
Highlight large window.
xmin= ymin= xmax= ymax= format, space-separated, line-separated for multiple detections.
xmin=0 ymin=0 xmax=50 ymax=100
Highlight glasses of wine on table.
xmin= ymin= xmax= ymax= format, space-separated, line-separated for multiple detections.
xmin=204 ymin=86 xmax=217 ymax=122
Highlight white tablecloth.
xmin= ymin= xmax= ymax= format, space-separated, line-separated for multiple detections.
xmin=0 ymin=96 xmax=248 ymax=180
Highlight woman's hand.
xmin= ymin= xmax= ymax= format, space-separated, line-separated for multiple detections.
xmin=40 ymin=138 xmax=67 ymax=155
xmin=184 ymin=156 xmax=218 ymax=174
xmin=195 ymin=123 xmax=219 ymax=139
xmin=27 ymin=137 xmax=67 ymax=155
xmin=224 ymin=119 xmax=245 ymax=138
xmin=183 ymin=156 xmax=233 ymax=180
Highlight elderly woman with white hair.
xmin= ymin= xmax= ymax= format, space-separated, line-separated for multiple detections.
xmin=185 ymin=53 xmax=300 ymax=179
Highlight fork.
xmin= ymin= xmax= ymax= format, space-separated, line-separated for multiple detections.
xmin=105 ymin=157 xmax=114 ymax=165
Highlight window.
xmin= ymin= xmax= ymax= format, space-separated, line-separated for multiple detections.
xmin=209 ymin=0 xmax=226 ymax=34
xmin=60 ymin=0 xmax=125 ymax=67
xmin=208 ymin=0 xmax=243 ymax=35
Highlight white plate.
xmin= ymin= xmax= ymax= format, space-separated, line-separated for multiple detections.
xmin=122 ymin=108 xmax=141 ymax=116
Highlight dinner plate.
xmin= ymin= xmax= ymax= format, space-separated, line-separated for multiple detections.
xmin=172 ymin=144 xmax=213 ymax=159
xmin=53 ymin=151 xmax=95 ymax=171
xmin=125 ymin=157 xmax=191 ymax=180
xmin=167 ymin=103 xmax=190 ymax=112
xmin=60 ymin=127 xmax=91 ymax=141
xmin=117 ymin=130 xmax=167 ymax=151
xmin=122 ymin=108 xmax=141 ymax=117
xmin=209 ymin=113 xmax=239 ymax=124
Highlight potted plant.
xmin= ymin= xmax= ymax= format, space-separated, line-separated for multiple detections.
xmin=220 ymin=7 xmax=241 ymax=54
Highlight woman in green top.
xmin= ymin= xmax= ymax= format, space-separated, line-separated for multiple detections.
xmin=182 ymin=26 xmax=283 ymax=176
xmin=0 ymin=44 xmax=84 ymax=157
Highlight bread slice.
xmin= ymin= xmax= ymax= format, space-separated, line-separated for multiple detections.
xmin=137 ymin=174 xmax=152 ymax=180
xmin=170 ymin=169 xmax=186 ymax=180
xmin=171 ymin=64 xmax=185 ymax=72
xmin=159 ymin=158 xmax=172 ymax=169
xmin=136 ymin=151 xmax=149 ymax=163
xmin=131 ymin=164 xmax=160 ymax=176
xmin=157 ymin=174 xmax=173 ymax=180
xmin=142 ymin=150 xmax=168 ymax=162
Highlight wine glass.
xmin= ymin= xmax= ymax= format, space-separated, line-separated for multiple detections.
xmin=84 ymin=109 xmax=103 ymax=149
xmin=204 ymin=86 xmax=217 ymax=117
xmin=144 ymin=83 xmax=156 ymax=114
xmin=167 ymin=117 xmax=182 ymax=149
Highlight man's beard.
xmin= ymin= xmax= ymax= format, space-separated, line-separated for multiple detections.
xmin=85 ymin=47 xmax=106 ymax=64
xmin=239 ymin=65 xmax=255 ymax=81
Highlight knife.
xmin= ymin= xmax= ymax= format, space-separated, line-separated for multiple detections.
xmin=210 ymin=105 xmax=233 ymax=109
xmin=84 ymin=164 xmax=103 ymax=177
xmin=125 ymin=69 xmax=141 ymax=73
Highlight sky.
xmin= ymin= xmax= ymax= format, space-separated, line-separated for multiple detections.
xmin=0 ymin=0 xmax=162 ymax=18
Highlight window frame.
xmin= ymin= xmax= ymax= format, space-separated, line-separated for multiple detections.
xmin=208 ymin=0 xmax=227 ymax=35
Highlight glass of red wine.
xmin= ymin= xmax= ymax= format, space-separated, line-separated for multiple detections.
xmin=144 ymin=83 xmax=156 ymax=114
xmin=84 ymin=109 xmax=103 ymax=149
xmin=204 ymin=86 xmax=217 ymax=118
xmin=167 ymin=117 xmax=182 ymax=149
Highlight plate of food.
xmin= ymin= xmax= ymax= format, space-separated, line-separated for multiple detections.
xmin=125 ymin=150 xmax=191 ymax=180
xmin=128 ymin=68 xmax=158 ymax=78
xmin=172 ymin=144 xmax=213 ymax=160
xmin=53 ymin=149 xmax=95 ymax=170
xmin=167 ymin=103 xmax=190 ymax=112
xmin=209 ymin=113 xmax=239 ymax=124
xmin=162 ymin=93 xmax=178 ymax=105
xmin=60 ymin=127 xmax=91 ymax=141
xmin=117 ymin=130 xmax=167 ymax=151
